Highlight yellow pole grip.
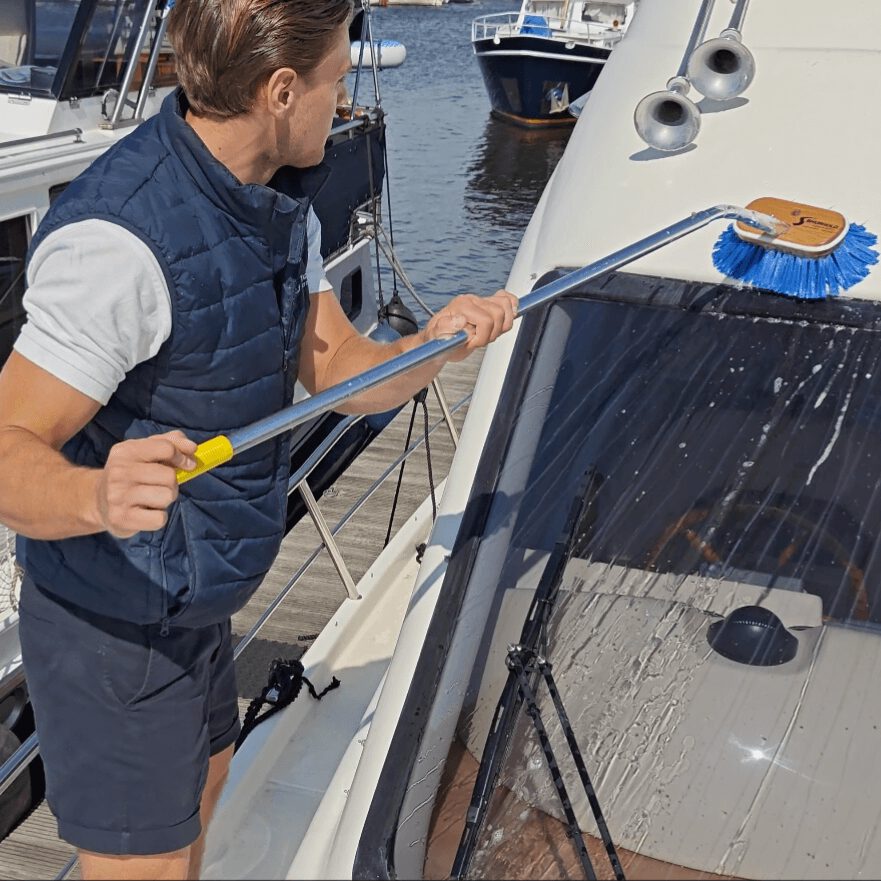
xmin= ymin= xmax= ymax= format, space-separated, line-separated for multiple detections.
xmin=176 ymin=435 xmax=234 ymax=484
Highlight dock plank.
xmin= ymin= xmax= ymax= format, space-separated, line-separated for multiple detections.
xmin=0 ymin=354 xmax=482 ymax=879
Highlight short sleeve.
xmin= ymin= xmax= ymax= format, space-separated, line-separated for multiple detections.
xmin=14 ymin=219 xmax=172 ymax=405
xmin=306 ymin=207 xmax=332 ymax=294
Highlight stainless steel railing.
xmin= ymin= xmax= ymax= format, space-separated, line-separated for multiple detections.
xmin=102 ymin=0 xmax=175 ymax=130
xmin=0 ymin=732 xmax=37 ymax=800
xmin=0 ymin=129 xmax=83 ymax=153
xmin=470 ymin=12 xmax=624 ymax=47
xmin=133 ymin=0 xmax=175 ymax=120
xmin=103 ymin=0 xmax=161 ymax=129
xmin=53 ymin=393 xmax=466 ymax=879
xmin=233 ymin=394 xmax=467 ymax=661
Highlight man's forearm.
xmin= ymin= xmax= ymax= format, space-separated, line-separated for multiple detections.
xmin=0 ymin=428 xmax=101 ymax=539
xmin=321 ymin=331 xmax=448 ymax=413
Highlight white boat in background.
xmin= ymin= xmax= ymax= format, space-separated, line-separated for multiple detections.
xmin=203 ymin=1 xmax=881 ymax=879
xmin=471 ymin=0 xmax=636 ymax=126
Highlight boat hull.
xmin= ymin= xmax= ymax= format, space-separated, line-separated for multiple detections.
xmin=473 ymin=36 xmax=609 ymax=127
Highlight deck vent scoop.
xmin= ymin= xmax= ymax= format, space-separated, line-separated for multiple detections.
xmin=707 ymin=605 xmax=797 ymax=666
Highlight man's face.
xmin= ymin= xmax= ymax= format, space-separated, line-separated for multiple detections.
xmin=283 ymin=23 xmax=351 ymax=167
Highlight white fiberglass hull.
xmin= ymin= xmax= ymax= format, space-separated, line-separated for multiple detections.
xmin=201 ymin=484 xmax=446 ymax=878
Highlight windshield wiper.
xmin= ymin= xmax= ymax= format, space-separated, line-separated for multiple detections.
xmin=451 ymin=469 xmax=625 ymax=881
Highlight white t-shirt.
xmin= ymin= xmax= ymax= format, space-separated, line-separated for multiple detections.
xmin=14 ymin=209 xmax=331 ymax=405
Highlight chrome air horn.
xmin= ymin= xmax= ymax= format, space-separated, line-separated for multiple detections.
xmin=687 ymin=0 xmax=755 ymax=100
xmin=633 ymin=0 xmax=716 ymax=151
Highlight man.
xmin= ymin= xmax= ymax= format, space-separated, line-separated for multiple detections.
xmin=0 ymin=0 xmax=517 ymax=877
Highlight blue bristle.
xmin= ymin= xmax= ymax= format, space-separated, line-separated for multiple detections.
xmin=711 ymin=222 xmax=879 ymax=299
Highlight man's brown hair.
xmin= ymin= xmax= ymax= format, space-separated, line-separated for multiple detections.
xmin=168 ymin=0 xmax=354 ymax=118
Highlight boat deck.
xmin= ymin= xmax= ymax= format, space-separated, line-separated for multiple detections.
xmin=0 ymin=353 xmax=482 ymax=880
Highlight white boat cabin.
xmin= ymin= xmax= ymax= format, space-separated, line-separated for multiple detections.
xmin=0 ymin=0 xmax=177 ymax=364
xmin=518 ymin=0 xmax=632 ymax=42
xmin=472 ymin=0 xmax=635 ymax=49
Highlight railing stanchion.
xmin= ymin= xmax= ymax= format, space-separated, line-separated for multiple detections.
xmin=298 ymin=480 xmax=360 ymax=601
xmin=105 ymin=0 xmax=161 ymax=128
xmin=234 ymin=394 xmax=471 ymax=659
xmin=432 ymin=379 xmax=459 ymax=449
xmin=0 ymin=732 xmax=37 ymax=798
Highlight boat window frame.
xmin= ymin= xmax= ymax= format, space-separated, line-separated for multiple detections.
xmin=352 ymin=268 xmax=881 ymax=879
xmin=353 ymin=278 xmax=549 ymax=880
xmin=51 ymin=0 xmax=100 ymax=99
xmin=0 ymin=0 xmax=93 ymax=99
xmin=0 ymin=0 xmax=156 ymax=101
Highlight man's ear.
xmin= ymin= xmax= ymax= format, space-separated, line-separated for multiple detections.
xmin=264 ymin=68 xmax=299 ymax=118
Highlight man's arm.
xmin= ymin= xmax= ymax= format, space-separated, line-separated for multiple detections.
xmin=298 ymin=288 xmax=518 ymax=411
xmin=0 ymin=353 xmax=196 ymax=540
xmin=0 ymin=221 xmax=196 ymax=540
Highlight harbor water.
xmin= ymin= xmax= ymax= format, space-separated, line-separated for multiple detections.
xmin=362 ymin=0 xmax=572 ymax=312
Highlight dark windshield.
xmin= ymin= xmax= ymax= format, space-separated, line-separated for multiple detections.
xmin=0 ymin=0 xmax=156 ymax=99
xmin=500 ymin=293 xmax=881 ymax=621
xmin=357 ymin=272 xmax=881 ymax=880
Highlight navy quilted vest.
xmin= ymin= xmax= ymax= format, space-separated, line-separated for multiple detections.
xmin=18 ymin=88 xmax=326 ymax=628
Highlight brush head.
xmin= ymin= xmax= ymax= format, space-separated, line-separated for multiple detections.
xmin=735 ymin=197 xmax=848 ymax=256
xmin=713 ymin=197 xmax=879 ymax=299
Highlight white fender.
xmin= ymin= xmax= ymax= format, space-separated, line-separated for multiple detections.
xmin=350 ymin=39 xmax=407 ymax=69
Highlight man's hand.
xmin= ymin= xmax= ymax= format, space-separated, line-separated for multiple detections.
xmin=297 ymin=288 xmax=519 ymax=414
xmin=95 ymin=430 xmax=197 ymax=538
xmin=423 ymin=290 xmax=518 ymax=361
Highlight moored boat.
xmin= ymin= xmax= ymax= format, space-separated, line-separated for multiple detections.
xmin=471 ymin=0 xmax=635 ymax=126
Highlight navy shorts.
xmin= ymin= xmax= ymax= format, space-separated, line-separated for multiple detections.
xmin=18 ymin=577 xmax=240 ymax=855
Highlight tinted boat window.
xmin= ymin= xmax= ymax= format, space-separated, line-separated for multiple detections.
xmin=33 ymin=0 xmax=78 ymax=66
xmin=59 ymin=0 xmax=152 ymax=99
xmin=0 ymin=0 xmax=158 ymax=99
xmin=0 ymin=216 xmax=29 ymax=367
xmin=0 ymin=1 xmax=34 ymax=69
xmin=362 ymin=274 xmax=881 ymax=881
xmin=507 ymin=295 xmax=881 ymax=621
xmin=443 ymin=283 xmax=881 ymax=877
xmin=0 ymin=0 xmax=81 ymax=95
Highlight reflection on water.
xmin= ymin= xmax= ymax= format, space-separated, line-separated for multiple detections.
xmin=465 ymin=119 xmax=569 ymax=232
xmin=366 ymin=0 xmax=571 ymax=308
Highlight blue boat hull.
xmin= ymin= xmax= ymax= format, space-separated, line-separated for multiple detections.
xmin=473 ymin=36 xmax=609 ymax=126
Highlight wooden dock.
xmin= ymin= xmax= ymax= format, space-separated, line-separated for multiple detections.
xmin=0 ymin=353 xmax=482 ymax=880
